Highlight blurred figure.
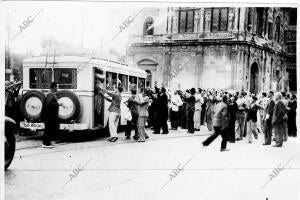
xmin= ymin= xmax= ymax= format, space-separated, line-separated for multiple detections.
xmin=228 ymin=96 xmax=238 ymax=143
xmin=235 ymin=93 xmax=246 ymax=141
xmin=158 ymin=87 xmax=169 ymax=134
xmin=152 ymin=87 xmax=161 ymax=134
xmin=272 ymin=92 xmax=286 ymax=147
xmin=263 ymin=91 xmax=275 ymax=145
xmin=194 ymin=89 xmax=203 ymax=131
xmin=125 ymin=89 xmax=139 ymax=140
xmin=246 ymin=95 xmax=260 ymax=143
xmin=202 ymin=95 xmax=229 ymax=151
xmin=206 ymin=94 xmax=217 ymax=132
xmin=287 ymin=94 xmax=297 ymax=137
xmin=135 ymin=89 xmax=152 ymax=142
xmin=258 ymin=92 xmax=268 ymax=133
xmin=186 ymin=88 xmax=196 ymax=133
xmin=200 ymin=90 xmax=207 ymax=125
xmin=281 ymin=92 xmax=289 ymax=141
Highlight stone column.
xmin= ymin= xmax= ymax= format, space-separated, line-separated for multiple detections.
xmin=228 ymin=8 xmax=235 ymax=31
xmin=196 ymin=46 xmax=204 ymax=88
xmin=172 ymin=8 xmax=179 ymax=34
xmin=239 ymin=7 xmax=246 ymax=36
xmin=233 ymin=7 xmax=239 ymax=32
xmin=230 ymin=45 xmax=238 ymax=89
xmin=162 ymin=49 xmax=172 ymax=87
xmin=199 ymin=8 xmax=205 ymax=37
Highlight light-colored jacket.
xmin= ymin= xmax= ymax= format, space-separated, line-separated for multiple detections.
xmin=171 ymin=94 xmax=183 ymax=112
xmin=212 ymin=101 xmax=228 ymax=130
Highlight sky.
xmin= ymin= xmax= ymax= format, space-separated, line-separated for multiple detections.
xmin=4 ymin=2 xmax=142 ymax=56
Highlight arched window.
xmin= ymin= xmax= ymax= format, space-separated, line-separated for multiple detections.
xmin=144 ymin=17 xmax=154 ymax=36
xmin=275 ymin=16 xmax=281 ymax=43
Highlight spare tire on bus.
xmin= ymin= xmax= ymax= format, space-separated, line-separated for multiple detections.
xmin=20 ymin=90 xmax=45 ymax=122
xmin=56 ymin=90 xmax=81 ymax=122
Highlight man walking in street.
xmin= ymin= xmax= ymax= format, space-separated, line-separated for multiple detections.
xmin=202 ymin=95 xmax=229 ymax=152
xmin=263 ymin=91 xmax=275 ymax=145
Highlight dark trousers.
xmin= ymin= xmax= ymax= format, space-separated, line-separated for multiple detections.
xmin=160 ymin=117 xmax=169 ymax=133
xmin=201 ymin=105 xmax=206 ymax=125
xmin=228 ymin=120 xmax=236 ymax=142
xmin=125 ymin=114 xmax=138 ymax=138
xmin=43 ymin=121 xmax=59 ymax=145
xmin=203 ymin=126 xmax=227 ymax=150
xmin=153 ymin=110 xmax=160 ymax=133
xmin=264 ymin=123 xmax=272 ymax=144
xmin=274 ymin=123 xmax=284 ymax=146
xmin=187 ymin=110 xmax=194 ymax=133
xmin=171 ymin=110 xmax=179 ymax=129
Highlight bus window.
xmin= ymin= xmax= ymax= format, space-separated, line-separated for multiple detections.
xmin=138 ymin=78 xmax=145 ymax=93
xmin=118 ymin=74 xmax=128 ymax=92
xmin=129 ymin=76 xmax=137 ymax=91
xmin=29 ymin=68 xmax=52 ymax=89
xmin=54 ymin=68 xmax=77 ymax=89
xmin=106 ymin=72 xmax=118 ymax=90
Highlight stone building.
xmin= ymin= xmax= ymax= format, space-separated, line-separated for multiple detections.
xmin=126 ymin=7 xmax=297 ymax=93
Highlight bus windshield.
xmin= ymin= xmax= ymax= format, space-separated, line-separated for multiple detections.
xmin=54 ymin=68 xmax=77 ymax=89
xmin=29 ymin=68 xmax=52 ymax=89
xmin=29 ymin=68 xmax=77 ymax=89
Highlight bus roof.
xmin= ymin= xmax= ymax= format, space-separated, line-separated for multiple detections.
xmin=23 ymin=56 xmax=147 ymax=77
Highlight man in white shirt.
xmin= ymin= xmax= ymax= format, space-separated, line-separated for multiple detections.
xmin=170 ymin=90 xmax=183 ymax=130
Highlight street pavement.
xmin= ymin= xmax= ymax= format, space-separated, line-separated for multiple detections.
xmin=5 ymin=126 xmax=300 ymax=200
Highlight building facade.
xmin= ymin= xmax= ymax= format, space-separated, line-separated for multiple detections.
xmin=126 ymin=7 xmax=297 ymax=93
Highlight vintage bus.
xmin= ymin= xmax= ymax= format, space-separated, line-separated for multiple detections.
xmin=19 ymin=55 xmax=147 ymax=132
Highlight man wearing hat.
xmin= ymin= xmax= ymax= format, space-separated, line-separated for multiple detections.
xmin=186 ymin=88 xmax=196 ymax=133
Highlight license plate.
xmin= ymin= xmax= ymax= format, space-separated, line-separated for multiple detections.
xmin=60 ymin=124 xmax=74 ymax=131
xmin=20 ymin=122 xmax=44 ymax=130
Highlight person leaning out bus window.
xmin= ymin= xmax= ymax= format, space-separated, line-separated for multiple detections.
xmin=100 ymin=86 xmax=123 ymax=142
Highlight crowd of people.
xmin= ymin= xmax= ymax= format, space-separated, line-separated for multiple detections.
xmin=116 ymin=85 xmax=297 ymax=151
xmin=6 ymin=79 xmax=297 ymax=150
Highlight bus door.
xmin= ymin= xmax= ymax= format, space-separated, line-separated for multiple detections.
xmin=94 ymin=67 xmax=105 ymax=127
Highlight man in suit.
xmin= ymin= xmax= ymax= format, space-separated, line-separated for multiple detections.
xmin=158 ymin=87 xmax=169 ymax=134
xmin=263 ymin=91 xmax=275 ymax=145
xmin=125 ymin=89 xmax=139 ymax=140
xmin=43 ymin=82 xmax=63 ymax=148
xmin=272 ymin=92 xmax=286 ymax=147
xmin=186 ymin=88 xmax=196 ymax=133
xmin=202 ymin=95 xmax=229 ymax=151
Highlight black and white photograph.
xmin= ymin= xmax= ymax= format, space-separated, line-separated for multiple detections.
xmin=1 ymin=1 xmax=300 ymax=200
